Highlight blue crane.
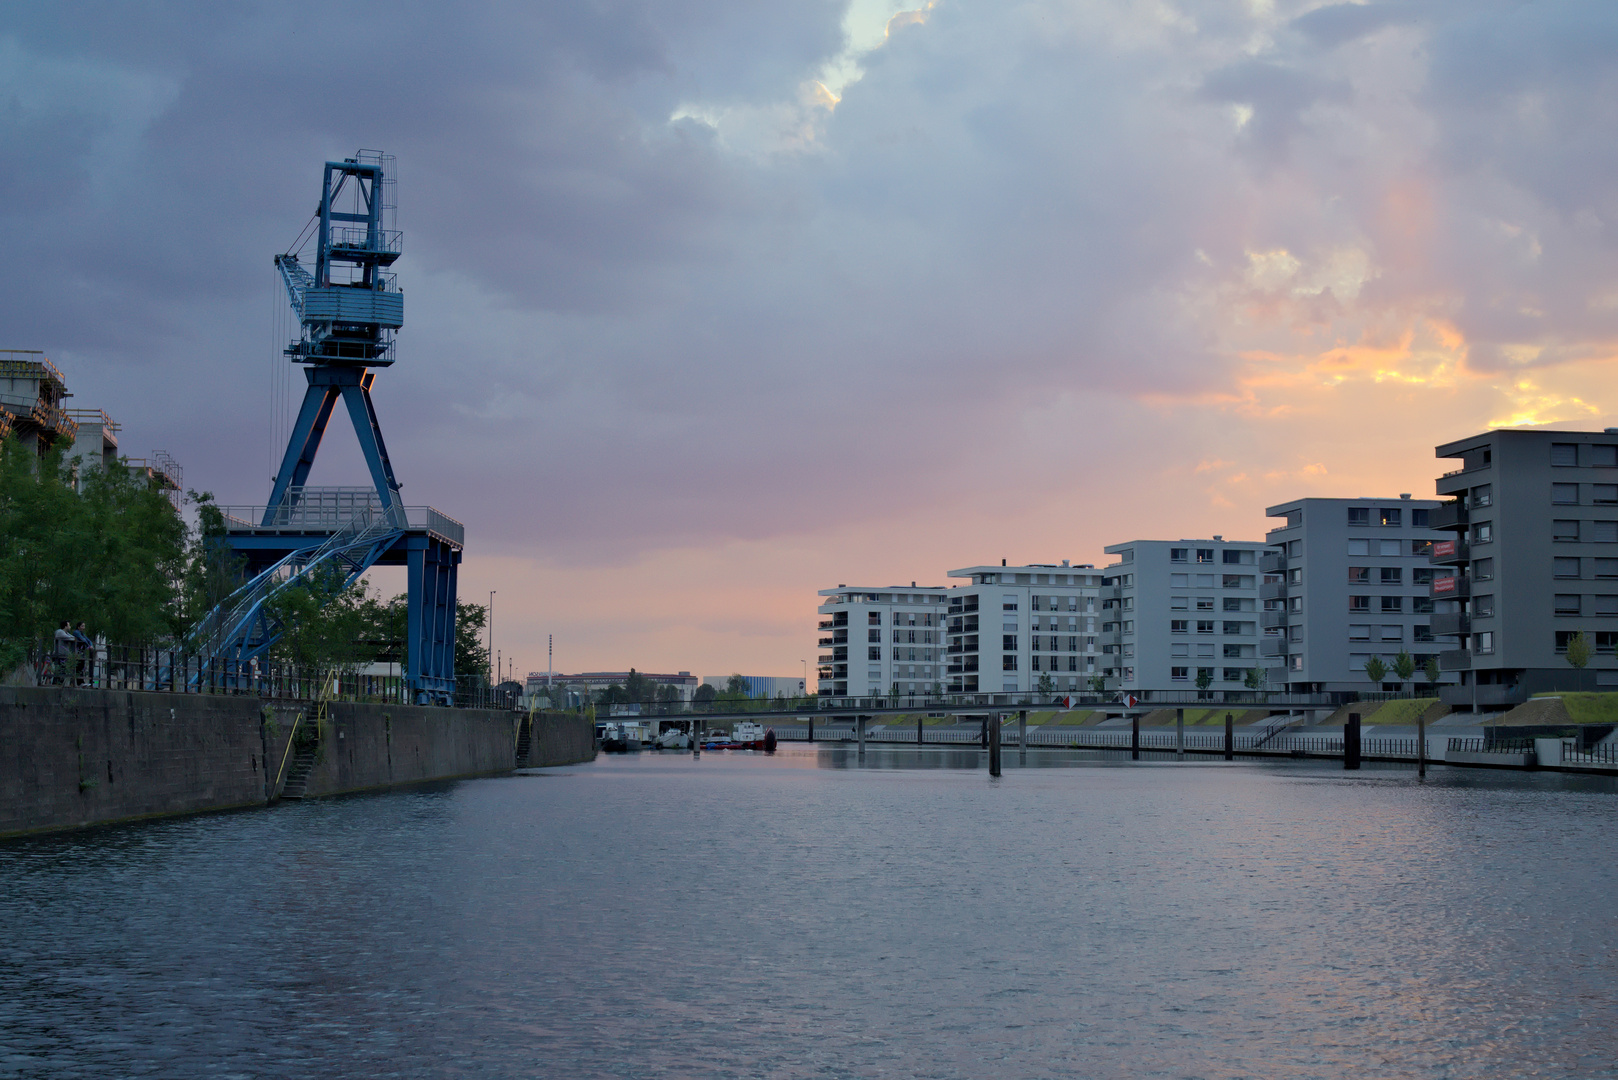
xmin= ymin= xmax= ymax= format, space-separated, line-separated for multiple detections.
xmin=200 ymin=152 xmax=462 ymax=703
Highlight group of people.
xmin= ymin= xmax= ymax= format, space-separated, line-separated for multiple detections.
xmin=51 ymin=620 xmax=96 ymax=686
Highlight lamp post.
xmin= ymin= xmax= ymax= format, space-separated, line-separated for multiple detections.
xmin=488 ymin=590 xmax=496 ymax=686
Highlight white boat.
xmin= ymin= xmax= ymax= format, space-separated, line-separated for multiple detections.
xmin=655 ymin=729 xmax=690 ymax=749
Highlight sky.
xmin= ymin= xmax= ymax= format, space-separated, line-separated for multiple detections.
xmin=4 ymin=1 xmax=1618 ymax=681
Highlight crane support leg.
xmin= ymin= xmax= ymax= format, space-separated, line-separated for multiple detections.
xmin=406 ymin=534 xmax=460 ymax=703
xmin=264 ymin=377 xmax=342 ymax=523
xmin=339 ymin=373 xmax=402 ymax=509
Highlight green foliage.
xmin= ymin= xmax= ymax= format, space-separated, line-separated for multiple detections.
xmin=1036 ymin=672 xmax=1056 ymax=696
xmin=0 ymin=441 xmax=186 ymax=671
xmin=263 ymin=566 xmax=386 ymax=671
xmin=1243 ymin=667 xmax=1266 ymax=690
xmin=1088 ymin=674 xmax=1106 ymax=694
xmin=1194 ymin=668 xmax=1213 ymax=691
xmin=724 ymin=673 xmax=749 ymax=696
xmin=1364 ymin=656 xmax=1388 ymax=684
xmin=1423 ymin=655 xmax=1441 ymax=685
xmin=1392 ymin=649 xmax=1416 ymax=684
xmin=1565 ymin=631 xmax=1591 ymax=671
xmin=692 ymin=683 xmax=718 ymax=710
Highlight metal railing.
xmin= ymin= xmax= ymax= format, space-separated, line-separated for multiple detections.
xmin=217 ymin=487 xmax=464 ymax=545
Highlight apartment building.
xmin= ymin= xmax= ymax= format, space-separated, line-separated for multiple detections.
xmin=1261 ymin=496 xmax=1450 ymax=693
xmin=0 ymin=350 xmax=76 ymax=455
xmin=1430 ymin=428 xmax=1618 ymax=706
xmin=817 ymin=585 xmax=952 ymax=696
xmin=1101 ymin=538 xmax=1267 ymax=691
xmin=941 ymin=563 xmax=1106 ymax=694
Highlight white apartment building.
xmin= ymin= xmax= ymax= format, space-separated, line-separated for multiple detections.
xmin=1101 ymin=538 xmax=1267 ymax=691
xmin=817 ymin=585 xmax=952 ymax=697
xmin=1263 ymin=495 xmax=1451 ymax=692
xmin=942 ymin=562 xmax=1106 ymax=694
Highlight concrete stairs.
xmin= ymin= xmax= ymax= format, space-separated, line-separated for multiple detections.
xmin=515 ymin=719 xmax=533 ymax=768
xmin=279 ymin=739 xmax=318 ymax=800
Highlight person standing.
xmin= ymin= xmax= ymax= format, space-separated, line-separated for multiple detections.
xmin=73 ymin=622 xmax=94 ymax=686
xmin=52 ymin=621 xmax=75 ymax=685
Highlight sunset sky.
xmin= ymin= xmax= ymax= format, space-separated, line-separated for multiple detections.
xmin=4 ymin=2 xmax=1617 ymax=680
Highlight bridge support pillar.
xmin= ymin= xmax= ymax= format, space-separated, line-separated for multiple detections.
xmin=1418 ymin=714 xmax=1427 ymax=779
xmin=1176 ymin=708 xmax=1185 ymax=760
xmin=1131 ymin=714 xmax=1140 ymax=761
xmin=988 ymin=714 xmax=1001 ymax=777
xmin=1018 ymin=709 xmax=1026 ymax=764
xmin=1224 ymin=713 xmax=1234 ymax=760
xmin=1345 ymin=712 xmax=1361 ymax=770
xmin=857 ymin=715 xmax=865 ymax=759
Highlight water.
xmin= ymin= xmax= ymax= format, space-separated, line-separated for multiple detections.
xmin=3 ymin=747 xmax=1617 ymax=1079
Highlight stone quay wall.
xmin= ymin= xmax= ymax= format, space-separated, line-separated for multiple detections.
xmin=0 ymin=687 xmax=595 ymax=838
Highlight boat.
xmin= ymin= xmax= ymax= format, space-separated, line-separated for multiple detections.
xmin=700 ymin=730 xmax=733 ymax=750
xmin=730 ymin=721 xmax=777 ymax=751
xmin=655 ymin=728 xmax=691 ymax=749
xmin=600 ymin=723 xmax=642 ymax=753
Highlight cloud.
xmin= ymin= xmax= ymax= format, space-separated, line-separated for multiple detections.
xmin=1 ymin=1 xmax=1616 ymax=674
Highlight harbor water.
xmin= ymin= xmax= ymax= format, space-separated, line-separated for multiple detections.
xmin=2 ymin=746 xmax=1616 ymax=1078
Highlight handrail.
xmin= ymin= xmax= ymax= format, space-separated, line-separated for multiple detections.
xmin=272 ymin=711 xmax=303 ymax=797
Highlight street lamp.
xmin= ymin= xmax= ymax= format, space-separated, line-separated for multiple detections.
xmin=488 ymin=590 xmax=496 ymax=685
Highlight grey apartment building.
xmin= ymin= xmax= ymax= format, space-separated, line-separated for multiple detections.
xmin=817 ymin=585 xmax=952 ymax=697
xmin=1430 ymin=428 xmax=1618 ymax=706
xmin=1101 ymin=539 xmax=1267 ymax=691
xmin=943 ymin=563 xmax=1105 ymax=694
xmin=1261 ymin=497 xmax=1450 ymax=692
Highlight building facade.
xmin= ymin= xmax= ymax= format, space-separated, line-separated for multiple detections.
xmin=817 ymin=585 xmax=953 ymax=696
xmin=941 ymin=563 xmax=1106 ymax=695
xmin=1430 ymin=428 xmax=1618 ymax=705
xmin=0 ymin=350 xmax=76 ymax=456
xmin=700 ymin=675 xmax=807 ymax=698
xmin=1261 ymin=497 xmax=1449 ymax=693
xmin=1101 ymin=538 xmax=1267 ymax=692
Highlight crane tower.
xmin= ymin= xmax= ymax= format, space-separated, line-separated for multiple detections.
xmin=198 ymin=152 xmax=462 ymax=703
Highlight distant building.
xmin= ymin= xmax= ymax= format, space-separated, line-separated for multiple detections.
xmin=525 ymin=670 xmax=700 ymax=702
xmin=0 ymin=350 xmax=76 ymax=456
xmin=943 ymin=563 xmax=1106 ymax=695
xmin=1429 ymin=428 xmax=1618 ymax=706
xmin=700 ymin=675 xmax=806 ymax=698
xmin=1101 ymin=538 xmax=1267 ymax=693
xmin=1261 ymin=496 xmax=1451 ymax=693
xmin=817 ymin=584 xmax=952 ymax=696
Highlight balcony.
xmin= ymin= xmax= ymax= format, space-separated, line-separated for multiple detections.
xmin=1429 ymin=612 xmax=1470 ymax=637
xmin=1438 ymin=649 xmax=1471 ymax=671
xmin=1259 ymin=638 xmax=1286 ymax=657
xmin=1260 ymin=610 xmax=1288 ymax=630
xmin=1260 ymin=581 xmax=1288 ymax=601
xmin=1260 ymin=552 xmax=1286 ymax=574
xmin=1429 ymin=501 xmax=1468 ymax=530
xmin=1428 ymin=538 xmax=1468 ymax=565
xmin=1430 ymin=575 xmax=1470 ymax=600
xmin=818 ymin=637 xmax=833 ymax=648
xmin=817 ymin=655 xmax=836 ymax=665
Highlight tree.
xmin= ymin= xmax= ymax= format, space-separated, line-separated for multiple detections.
xmin=1392 ymin=649 xmax=1416 ymax=690
xmin=1036 ymin=672 xmax=1056 ymax=697
xmin=624 ymin=668 xmax=652 ymax=704
xmin=1565 ymin=631 xmax=1591 ymax=675
xmin=1364 ymin=656 xmax=1388 ymax=685
xmin=454 ymin=601 xmax=489 ymax=683
xmin=1195 ymin=668 xmax=1213 ymax=692
xmin=692 ymin=683 xmax=718 ymax=711
xmin=724 ymin=673 xmax=750 ymax=696
xmin=263 ymin=567 xmax=381 ymax=672
xmin=1243 ymin=667 xmax=1266 ymax=690
xmin=1088 ymin=673 xmax=1107 ymax=694
xmin=1423 ymin=655 xmax=1442 ymax=687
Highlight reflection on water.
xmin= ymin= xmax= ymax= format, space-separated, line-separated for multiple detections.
xmin=2 ymin=746 xmax=1616 ymax=1078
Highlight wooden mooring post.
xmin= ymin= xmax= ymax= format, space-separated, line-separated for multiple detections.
xmin=857 ymin=715 xmax=866 ymax=759
xmin=988 ymin=714 xmax=1002 ymax=777
xmin=1131 ymin=714 xmax=1140 ymax=761
xmin=1224 ymin=713 xmax=1234 ymax=760
xmin=1417 ymin=712 xmax=1427 ymax=779
xmin=1018 ymin=709 xmax=1027 ymax=764
xmin=1176 ymin=708 xmax=1185 ymax=760
xmin=1344 ymin=712 xmax=1361 ymax=770
xmin=917 ymin=714 xmax=924 ymax=745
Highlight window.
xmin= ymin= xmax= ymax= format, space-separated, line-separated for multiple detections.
xmin=1003 ymin=594 xmax=1018 ymax=610
xmin=1287 ymin=539 xmax=1302 ymax=557
xmin=1223 ymin=597 xmax=1244 ymax=612
xmin=1594 ymin=521 xmax=1618 ymax=543
xmin=1554 ymin=520 xmax=1581 ymax=542
xmin=1349 ymin=624 xmax=1371 ymax=640
xmin=1597 ymin=596 xmax=1618 ymax=616
xmin=1196 ymin=597 xmax=1215 ymax=611
xmin=1601 ymin=632 xmax=1618 ymax=653
xmin=1381 ymin=596 xmax=1403 ymax=613
xmin=1290 ymin=655 xmax=1304 ymax=671
xmin=1379 ymin=540 xmax=1402 ymax=557
xmin=1474 ymin=631 xmax=1495 ymax=654
xmin=1170 ymin=597 xmax=1189 ymax=612
xmin=1196 ymin=574 xmax=1216 ymax=587
xmin=1594 ymin=485 xmax=1618 ymax=505
xmin=1170 ymin=573 xmax=1189 ymax=587
xmin=1597 ymin=559 xmax=1618 ymax=578
xmin=1170 ymin=547 xmax=1189 ymax=562
xmin=1474 ymin=557 xmax=1494 ymax=581
xmin=869 ymin=628 xmax=881 ymax=642
xmin=1411 ymin=509 xmax=1430 ymax=527
xmin=1222 ymin=643 xmax=1244 ymax=658
xmin=1222 ymin=621 xmax=1245 ymax=635
xmin=1474 ymin=594 xmax=1494 ymax=617
xmin=1413 ymin=568 xmax=1435 ymax=585
xmin=1223 ymin=549 xmax=1251 ymax=565
xmin=1556 ymin=630 xmax=1582 ymax=653
xmin=1003 ymin=655 xmax=1018 ymax=671
xmin=1551 ymin=443 xmax=1579 ymax=467
xmin=1196 ymin=643 xmax=1215 ymax=658
xmin=1348 ymin=507 xmax=1370 ymax=526
xmin=1553 ymin=483 xmax=1580 ymax=505
xmin=1555 ymin=594 xmax=1582 ymax=615
xmin=1381 ymin=625 xmax=1404 ymax=641
xmin=1593 ymin=445 xmax=1618 ymax=467
xmin=1197 ymin=667 xmax=1215 ymax=683
xmin=1379 ymin=567 xmax=1401 ymax=585
xmin=1222 ymin=668 xmax=1244 ymax=683
xmin=1170 ymin=666 xmax=1188 ymax=681
xmin=1171 ymin=643 xmax=1189 ymax=657
xmin=868 ymin=646 xmax=881 ymax=660
xmin=1411 ymin=539 xmax=1432 ymax=557
xmin=1348 ymin=538 xmax=1371 ymax=556
xmin=869 ymin=612 xmax=882 ymax=625
xmin=1472 ymin=484 xmax=1493 ymax=508
xmin=1413 ymin=597 xmax=1435 ymax=613
xmin=1196 ymin=548 xmax=1214 ymax=563
xmin=1196 ymin=620 xmax=1215 ymax=634
xmin=1414 ymin=625 xmax=1433 ymax=642
xmin=1002 ymin=635 xmax=1018 ymax=651
xmin=1473 ymin=522 xmax=1493 ymax=544
xmin=1287 ymin=625 xmax=1303 ymax=642
xmin=1380 ymin=508 xmax=1402 ymax=527
xmin=1350 ymin=596 xmax=1370 ymax=611
xmin=1287 ymin=595 xmax=1303 ymax=612
xmin=1555 ymin=557 xmax=1582 ymax=579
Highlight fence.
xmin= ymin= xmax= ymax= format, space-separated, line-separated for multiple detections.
xmin=24 ymin=642 xmax=512 ymax=709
